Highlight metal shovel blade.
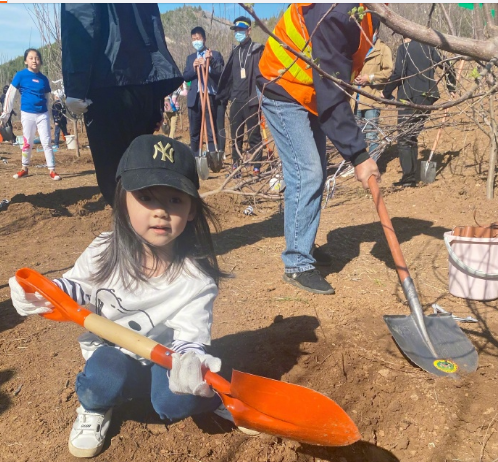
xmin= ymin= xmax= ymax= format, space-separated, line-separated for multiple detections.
xmin=420 ymin=160 xmax=437 ymax=184
xmin=207 ymin=151 xmax=223 ymax=173
xmin=0 ymin=125 xmax=13 ymax=142
xmin=196 ymin=156 xmax=209 ymax=180
xmin=384 ymin=312 xmax=478 ymax=378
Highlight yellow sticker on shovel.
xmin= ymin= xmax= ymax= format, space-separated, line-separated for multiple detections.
xmin=433 ymin=359 xmax=459 ymax=373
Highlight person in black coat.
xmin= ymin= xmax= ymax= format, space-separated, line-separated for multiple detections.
xmin=383 ymin=38 xmax=456 ymax=187
xmin=51 ymin=91 xmax=69 ymax=148
xmin=183 ymin=26 xmax=224 ymax=156
xmin=217 ymin=16 xmax=264 ymax=174
xmin=61 ymin=3 xmax=183 ymax=205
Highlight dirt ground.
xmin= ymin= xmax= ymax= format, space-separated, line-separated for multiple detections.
xmin=0 ymin=120 xmax=497 ymax=462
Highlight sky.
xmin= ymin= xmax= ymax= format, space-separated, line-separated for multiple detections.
xmin=0 ymin=3 xmax=286 ymax=63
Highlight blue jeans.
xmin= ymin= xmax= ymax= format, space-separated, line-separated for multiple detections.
xmin=53 ymin=122 xmax=68 ymax=147
xmin=75 ymin=346 xmax=221 ymax=422
xmin=258 ymin=89 xmax=327 ymax=273
xmin=356 ymin=108 xmax=380 ymax=155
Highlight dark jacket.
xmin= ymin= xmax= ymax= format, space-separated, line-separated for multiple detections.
xmin=183 ymin=50 xmax=224 ymax=108
xmin=257 ymin=3 xmax=368 ymax=165
xmin=61 ymin=4 xmax=183 ymax=100
xmin=383 ymin=40 xmax=456 ymax=104
xmin=217 ymin=40 xmax=264 ymax=107
xmin=52 ymin=100 xmax=66 ymax=125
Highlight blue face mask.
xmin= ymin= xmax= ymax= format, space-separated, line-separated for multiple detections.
xmin=192 ymin=40 xmax=204 ymax=52
xmin=234 ymin=31 xmax=247 ymax=43
xmin=373 ymin=33 xmax=378 ymax=44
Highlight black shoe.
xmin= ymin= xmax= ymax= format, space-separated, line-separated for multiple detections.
xmin=312 ymin=245 xmax=333 ymax=266
xmin=393 ymin=180 xmax=417 ymax=188
xmin=282 ymin=269 xmax=335 ymax=295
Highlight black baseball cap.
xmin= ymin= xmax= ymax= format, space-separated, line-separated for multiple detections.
xmin=230 ymin=16 xmax=251 ymax=30
xmin=116 ymin=134 xmax=200 ymax=198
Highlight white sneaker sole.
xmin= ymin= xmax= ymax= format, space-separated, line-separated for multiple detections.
xmin=68 ymin=440 xmax=105 ymax=458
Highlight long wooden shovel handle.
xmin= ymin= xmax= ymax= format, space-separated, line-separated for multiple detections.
xmin=203 ymin=57 xmax=219 ymax=150
xmin=14 ymin=268 xmax=231 ymax=395
xmin=368 ymin=176 xmax=410 ymax=283
xmin=196 ymin=65 xmax=207 ymax=155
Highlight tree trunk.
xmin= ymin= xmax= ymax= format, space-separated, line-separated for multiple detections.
xmin=486 ymin=95 xmax=497 ymax=199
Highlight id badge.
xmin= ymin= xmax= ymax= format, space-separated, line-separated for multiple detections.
xmin=240 ymin=68 xmax=246 ymax=79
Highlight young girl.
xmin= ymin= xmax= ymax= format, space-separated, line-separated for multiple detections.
xmin=0 ymin=48 xmax=61 ymax=180
xmin=9 ymin=135 xmax=249 ymax=458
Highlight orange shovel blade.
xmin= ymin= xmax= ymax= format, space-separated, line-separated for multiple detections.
xmin=229 ymin=370 xmax=360 ymax=446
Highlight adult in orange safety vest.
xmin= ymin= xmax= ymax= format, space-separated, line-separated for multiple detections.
xmin=256 ymin=3 xmax=381 ymax=295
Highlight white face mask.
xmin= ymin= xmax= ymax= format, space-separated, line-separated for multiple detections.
xmin=234 ymin=31 xmax=247 ymax=43
xmin=192 ymin=40 xmax=204 ymax=52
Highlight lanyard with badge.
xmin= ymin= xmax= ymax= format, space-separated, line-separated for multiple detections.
xmin=239 ymin=46 xmax=249 ymax=79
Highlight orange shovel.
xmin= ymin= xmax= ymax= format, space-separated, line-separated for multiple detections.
xmin=15 ymin=267 xmax=361 ymax=447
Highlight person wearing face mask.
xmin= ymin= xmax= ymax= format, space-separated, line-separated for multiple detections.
xmin=217 ymin=17 xmax=264 ymax=176
xmin=183 ymin=27 xmax=224 ymax=157
xmin=353 ymin=18 xmax=393 ymax=157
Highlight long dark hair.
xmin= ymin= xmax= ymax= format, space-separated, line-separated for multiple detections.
xmin=91 ymin=181 xmax=225 ymax=289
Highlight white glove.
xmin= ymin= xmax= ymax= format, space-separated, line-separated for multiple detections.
xmin=9 ymin=277 xmax=54 ymax=316
xmin=0 ymin=113 xmax=9 ymax=126
xmin=169 ymin=351 xmax=221 ymax=398
xmin=65 ymin=97 xmax=93 ymax=115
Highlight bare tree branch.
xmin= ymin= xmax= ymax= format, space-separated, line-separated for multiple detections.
xmin=439 ymin=4 xmax=456 ymax=36
xmin=240 ymin=2 xmax=490 ymax=112
xmin=483 ymin=3 xmax=498 ymax=37
xmin=365 ymin=3 xmax=498 ymax=61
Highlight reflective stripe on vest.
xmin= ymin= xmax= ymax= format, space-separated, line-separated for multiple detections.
xmin=266 ymin=7 xmax=313 ymax=85
xmin=260 ymin=4 xmax=373 ymax=114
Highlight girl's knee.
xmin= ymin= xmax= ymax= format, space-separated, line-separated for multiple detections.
xmin=151 ymin=392 xmax=203 ymax=422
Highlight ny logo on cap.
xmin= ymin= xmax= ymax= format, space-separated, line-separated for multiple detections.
xmin=153 ymin=141 xmax=175 ymax=163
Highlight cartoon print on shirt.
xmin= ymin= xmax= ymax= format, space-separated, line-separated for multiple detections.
xmin=95 ymin=288 xmax=155 ymax=332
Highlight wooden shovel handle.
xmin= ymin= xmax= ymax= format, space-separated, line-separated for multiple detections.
xmin=203 ymin=57 xmax=219 ymax=150
xmin=368 ymin=176 xmax=410 ymax=283
xmin=15 ymin=268 xmax=232 ymax=395
xmin=196 ymin=65 xmax=207 ymax=155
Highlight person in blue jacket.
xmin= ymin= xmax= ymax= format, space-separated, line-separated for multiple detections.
xmin=61 ymin=3 xmax=183 ymax=206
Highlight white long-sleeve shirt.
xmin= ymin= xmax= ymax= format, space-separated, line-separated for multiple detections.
xmin=54 ymin=234 xmax=218 ymax=363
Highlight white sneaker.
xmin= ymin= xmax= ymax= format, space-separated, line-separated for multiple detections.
xmin=68 ymin=405 xmax=113 ymax=458
xmin=214 ymin=404 xmax=260 ymax=436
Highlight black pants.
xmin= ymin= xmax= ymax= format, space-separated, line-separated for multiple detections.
xmin=229 ymin=100 xmax=262 ymax=169
xmin=188 ymin=94 xmax=217 ymax=155
xmin=216 ymin=101 xmax=227 ymax=153
xmin=85 ymin=85 xmax=163 ymax=206
xmin=397 ymin=106 xmax=430 ymax=183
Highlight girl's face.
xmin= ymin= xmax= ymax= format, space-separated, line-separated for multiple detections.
xmin=25 ymin=51 xmax=41 ymax=72
xmin=126 ymin=186 xmax=196 ymax=252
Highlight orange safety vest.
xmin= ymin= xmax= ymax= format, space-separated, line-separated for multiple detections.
xmin=259 ymin=3 xmax=373 ymax=115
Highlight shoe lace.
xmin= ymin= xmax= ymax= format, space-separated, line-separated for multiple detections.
xmin=75 ymin=409 xmax=105 ymax=432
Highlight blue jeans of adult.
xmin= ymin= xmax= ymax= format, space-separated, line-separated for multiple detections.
xmin=356 ymin=108 xmax=380 ymax=155
xmin=75 ymin=345 xmax=221 ymax=422
xmin=257 ymin=88 xmax=327 ymax=273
